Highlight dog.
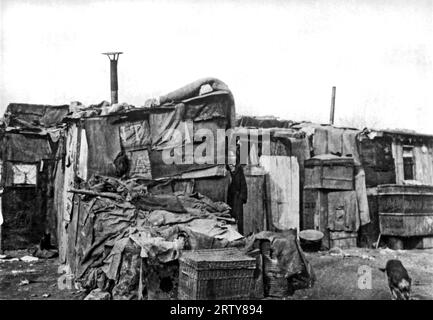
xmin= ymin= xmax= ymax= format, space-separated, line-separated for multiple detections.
xmin=380 ymin=259 xmax=411 ymax=300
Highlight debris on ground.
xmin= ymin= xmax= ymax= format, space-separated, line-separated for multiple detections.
xmin=20 ymin=255 xmax=39 ymax=263
xmin=11 ymin=269 xmax=37 ymax=275
xmin=19 ymin=279 xmax=31 ymax=286
xmin=379 ymin=248 xmax=395 ymax=254
xmin=84 ymin=288 xmax=111 ymax=300
xmin=328 ymin=247 xmax=344 ymax=256
xmin=42 ymin=293 xmax=50 ymax=298
xmin=0 ymin=257 xmax=19 ymax=262
xmin=327 ymin=247 xmax=375 ymax=260
xmin=31 ymin=248 xmax=59 ymax=259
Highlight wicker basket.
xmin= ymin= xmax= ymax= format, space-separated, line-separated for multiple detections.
xmin=178 ymin=248 xmax=256 ymax=300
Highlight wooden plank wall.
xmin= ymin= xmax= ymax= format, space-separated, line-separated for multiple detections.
xmin=392 ymin=141 xmax=433 ymax=185
xmin=57 ymin=123 xmax=80 ymax=264
xmin=243 ymin=166 xmax=267 ymax=235
xmin=392 ymin=143 xmax=404 ymax=184
xmin=259 ymin=156 xmax=299 ymax=231
xmin=414 ymin=143 xmax=433 ymax=185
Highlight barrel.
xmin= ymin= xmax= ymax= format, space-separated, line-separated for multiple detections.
xmin=377 ymin=184 xmax=433 ymax=237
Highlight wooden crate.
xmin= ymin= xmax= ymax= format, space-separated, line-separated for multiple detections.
xmin=304 ymin=157 xmax=354 ymax=190
xmin=178 ymin=248 xmax=256 ymax=300
xmin=303 ymin=189 xmax=361 ymax=249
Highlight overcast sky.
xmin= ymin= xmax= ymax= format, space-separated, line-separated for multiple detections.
xmin=1 ymin=0 xmax=432 ymax=133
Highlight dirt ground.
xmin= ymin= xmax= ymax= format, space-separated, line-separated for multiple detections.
xmin=0 ymin=250 xmax=85 ymax=300
xmin=288 ymin=247 xmax=433 ymax=300
xmin=1 ymin=247 xmax=432 ymax=300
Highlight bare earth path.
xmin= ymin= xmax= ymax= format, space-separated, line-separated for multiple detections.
xmin=288 ymin=248 xmax=433 ymax=300
xmin=1 ymin=248 xmax=432 ymax=300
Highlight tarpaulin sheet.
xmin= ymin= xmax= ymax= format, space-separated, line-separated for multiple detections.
xmin=148 ymin=149 xmax=215 ymax=179
xmin=74 ymin=192 xmax=242 ymax=284
xmin=84 ymin=118 xmax=122 ymax=178
xmin=181 ymin=92 xmax=230 ymax=122
xmin=2 ymin=132 xmax=53 ymax=162
xmin=132 ymin=194 xmax=186 ymax=213
xmin=311 ymin=126 xmax=361 ymax=161
xmin=76 ymin=199 xmax=137 ymax=277
xmin=244 ymin=231 xmax=315 ymax=293
xmin=149 ymin=99 xmax=229 ymax=151
xmin=127 ymin=149 xmax=152 ymax=179
xmin=158 ymin=78 xmax=235 ymax=128
xmin=119 ymin=120 xmax=151 ymax=151
xmin=6 ymin=103 xmax=69 ymax=128
xmin=159 ymin=78 xmax=231 ymax=104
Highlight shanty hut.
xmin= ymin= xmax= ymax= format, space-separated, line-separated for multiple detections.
xmin=358 ymin=129 xmax=433 ymax=249
xmin=55 ymin=78 xmax=237 ymax=265
xmin=236 ymin=116 xmax=433 ymax=250
xmin=235 ymin=117 xmax=371 ymax=248
xmin=48 ymin=78 xmax=317 ymax=301
xmin=0 ymin=103 xmax=69 ymax=250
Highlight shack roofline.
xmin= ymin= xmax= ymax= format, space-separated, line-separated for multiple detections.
xmin=236 ymin=115 xmax=433 ymax=140
xmin=381 ymin=129 xmax=433 ymax=139
xmin=6 ymin=102 xmax=70 ymax=110
xmin=63 ymin=91 xmax=231 ymax=122
xmin=4 ymin=101 xmax=433 ymax=140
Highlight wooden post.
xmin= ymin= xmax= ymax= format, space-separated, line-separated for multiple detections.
xmin=329 ymin=86 xmax=336 ymax=125
xmin=0 ymin=195 xmax=3 ymax=254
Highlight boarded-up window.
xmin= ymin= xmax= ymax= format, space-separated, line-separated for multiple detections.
xmin=12 ymin=164 xmax=37 ymax=185
xmin=403 ymin=146 xmax=414 ymax=180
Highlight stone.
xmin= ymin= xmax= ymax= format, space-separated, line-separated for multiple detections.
xmin=84 ymin=288 xmax=111 ymax=300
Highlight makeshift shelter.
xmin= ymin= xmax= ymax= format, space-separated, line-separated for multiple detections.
xmin=0 ymin=103 xmax=68 ymax=249
xmin=236 ymin=115 xmax=433 ymax=250
xmin=51 ymin=78 xmax=314 ymax=299
xmin=55 ymin=78 xmax=236 ymax=262
xmin=358 ymin=129 xmax=433 ymax=249
xmin=235 ymin=117 xmax=371 ymax=248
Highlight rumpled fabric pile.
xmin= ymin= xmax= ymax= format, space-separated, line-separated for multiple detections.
xmin=73 ymin=175 xmax=315 ymax=300
xmin=73 ymin=175 xmax=244 ymax=299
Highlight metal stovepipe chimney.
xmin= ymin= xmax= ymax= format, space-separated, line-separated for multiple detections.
xmin=102 ymin=52 xmax=123 ymax=104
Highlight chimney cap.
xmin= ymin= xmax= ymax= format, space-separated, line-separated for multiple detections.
xmin=102 ymin=52 xmax=123 ymax=61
